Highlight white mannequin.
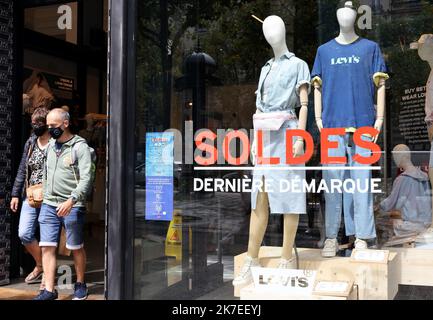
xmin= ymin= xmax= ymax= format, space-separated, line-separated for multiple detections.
xmin=417 ymin=35 xmax=433 ymax=144
xmin=335 ymin=4 xmax=359 ymax=45
xmin=315 ymin=1 xmax=386 ymax=141
xmin=252 ymin=16 xmax=308 ymax=160
xmin=378 ymin=144 xmax=432 ymax=238
xmin=393 ymin=144 xmax=415 ymax=172
xmin=313 ymin=1 xmax=388 ymax=255
xmin=250 ymin=16 xmax=309 ymax=261
xmin=413 ymin=34 xmax=433 ymax=241
xmin=234 ymin=16 xmax=309 ymax=286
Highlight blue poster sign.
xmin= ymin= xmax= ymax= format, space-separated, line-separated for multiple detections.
xmin=145 ymin=132 xmax=174 ymax=221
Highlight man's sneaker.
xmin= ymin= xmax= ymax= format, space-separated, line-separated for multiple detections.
xmin=33 ymin=289 xmax=58 ymax=300
xmin=416 ymin=228 xmax=433 ymax=243
xmin=355 ymin=238 xmax=368 ymax=249
xmin=321 ymin=238 xmax=338 ymax=257
xmin=277 ymin=257 xmax=297 ymax=269
xmin=232 ymin=256 xmax=260 ymax=286
xmin=73 ymin=282 xmax=88 ymax=300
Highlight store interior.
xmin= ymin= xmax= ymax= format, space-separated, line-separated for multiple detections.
xmin=8 ymin=1 xmax=108 ymax=298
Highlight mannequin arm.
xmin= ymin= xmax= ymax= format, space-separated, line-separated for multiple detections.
xmin=298 ymin=84 xmax=309 ymax=131
xmin=313 ymin=83 xmax=323 ymax=132
xmin=429 ymin=126 xmax=433 ymax=142
xmin=374 ymin=77 xmax=386 ymax=143
xmin=293 ymin=84 xmax=309 ymax=157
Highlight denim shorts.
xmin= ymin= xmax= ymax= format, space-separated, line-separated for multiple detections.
xmin=18 ymin=198 xmax=41 ymax=245
xmin=38 ymin=203 xmax=85 ymax=250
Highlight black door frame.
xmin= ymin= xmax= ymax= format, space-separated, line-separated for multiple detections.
xmin=12 ymin=0 xmax=137 ymax=299
xmin=106 ymin=0 xmax=136 ymax=300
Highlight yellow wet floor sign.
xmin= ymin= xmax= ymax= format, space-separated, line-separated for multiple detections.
xmin=165 ymin=210 xmax=182 ymax=260
xmin=165 ymin=210 xmax=192 ymax=260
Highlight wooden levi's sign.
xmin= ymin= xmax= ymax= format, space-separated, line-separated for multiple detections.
xmin=312 ymin=280 xmax=354 ymax=297
xmin=251 ymin=267 xmax=316 ymax=295
xmin=350 ymin=249 xmax=390 ymax=264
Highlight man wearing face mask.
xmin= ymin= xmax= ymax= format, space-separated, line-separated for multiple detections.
xmin=11 ymin=107 xmax=50 ymax=289
xmin=34 ymin=108 xmax=93 ymax=300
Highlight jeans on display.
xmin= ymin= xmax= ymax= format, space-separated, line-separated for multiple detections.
xmin=324 ymin=134 xmax=376 ymax=240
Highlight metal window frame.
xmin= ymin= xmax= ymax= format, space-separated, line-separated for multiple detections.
xmin=106 ymin=0 xmax=136 ymax=300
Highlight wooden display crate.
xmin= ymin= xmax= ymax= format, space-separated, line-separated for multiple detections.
xmin=234 ymin=247 xmax=400 ymax=300
xmin=386 ymin=245 xmax=433 ymax=286
xmin=240 ymin=283 xmax=359 ymax=300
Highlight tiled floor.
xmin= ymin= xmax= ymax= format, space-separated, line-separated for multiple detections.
xmin=0 ymin=287 xmax=104 ymax=300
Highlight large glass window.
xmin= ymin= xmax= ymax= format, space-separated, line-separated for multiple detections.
xmin=132 ymin=0 xmax=433 ymax=300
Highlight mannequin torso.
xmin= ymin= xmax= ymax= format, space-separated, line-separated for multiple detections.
xmin=313 ymin=1 xmax=387 ymax=142
xmin=252 ymin=16 xmax=309 ymax=161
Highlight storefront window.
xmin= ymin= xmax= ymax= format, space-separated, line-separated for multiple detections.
xmin=132 ymin=0 xmax=433 ymax=300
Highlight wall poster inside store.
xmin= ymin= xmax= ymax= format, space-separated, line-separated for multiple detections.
xmin=145 ymin=132 xmax=174 ymax=221
xmin=23 ymin=67 xmax=75 ymax=113
xmin=398 ymin=85 xmax=430 ymax=150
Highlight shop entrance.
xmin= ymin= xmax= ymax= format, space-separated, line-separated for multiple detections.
xmin=6 ymin=0 xmax=108 ymax=299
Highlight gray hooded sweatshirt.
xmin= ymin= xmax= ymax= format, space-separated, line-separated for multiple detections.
xmin=380 ymin=167 xmax=432 ymax=225
xmin=43 ymin=135 xmax=93 ymax=207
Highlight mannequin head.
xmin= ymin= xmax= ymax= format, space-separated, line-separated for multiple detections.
xmin=337 ymin=1 xmax=357 ymax=31
xmin=417 ymin=34 xmax=433 ymax=64
xmin=392 ymin=144 xmax=412 ymax=169
xmin=262 ymin=16 xmax=286 ymax=48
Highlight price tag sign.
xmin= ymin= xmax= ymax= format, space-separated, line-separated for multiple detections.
xmin=312 ymin=280 xmax=353 ymax=297
xmin=350 ymin=249 xmax=390 ymax=264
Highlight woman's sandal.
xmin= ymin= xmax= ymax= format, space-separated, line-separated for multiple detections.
xmin=25 ymin=266 xmax=44 ymax=284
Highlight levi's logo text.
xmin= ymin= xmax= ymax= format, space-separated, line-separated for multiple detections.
xmin=259 ymin=274 xmax=309 ymax=288
xmin=331 ymin=55 xmax=361 ymax=65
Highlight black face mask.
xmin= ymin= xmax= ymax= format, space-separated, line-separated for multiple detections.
xmin=32 ymin=124 xmax=47 ymax=137
xmin=48 ymin=126 xmax=64 ymax=140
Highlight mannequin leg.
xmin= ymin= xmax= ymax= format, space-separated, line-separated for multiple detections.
xmin=281 ymin=214 xmax=299 ymax=260
xmin=233 ymin=189 xmax=269 ymax=286
xmin=247 ymin=190 xmax=270 ymax=258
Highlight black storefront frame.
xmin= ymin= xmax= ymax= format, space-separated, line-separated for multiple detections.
xmin=106 ymin=0 xmax=136 ymax=300
xmin=6 ymin=0 xmax=129 ymax=299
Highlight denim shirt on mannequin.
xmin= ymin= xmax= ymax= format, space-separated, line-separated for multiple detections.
xmin=255 ymin=51 xmax=311 ymax=113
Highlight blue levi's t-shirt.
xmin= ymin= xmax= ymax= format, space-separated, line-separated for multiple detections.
xmin=311 ymin=38 xmax=388 ymax=128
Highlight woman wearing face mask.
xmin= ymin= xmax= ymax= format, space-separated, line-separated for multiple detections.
xmin=10 ymin=107 xmax=50 ymax=288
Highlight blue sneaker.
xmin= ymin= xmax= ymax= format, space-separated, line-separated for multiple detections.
xmin=33 ymin=289 xmax=58 ymax=300
xmin=73 ymin=282 xmax=88 ymax=300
